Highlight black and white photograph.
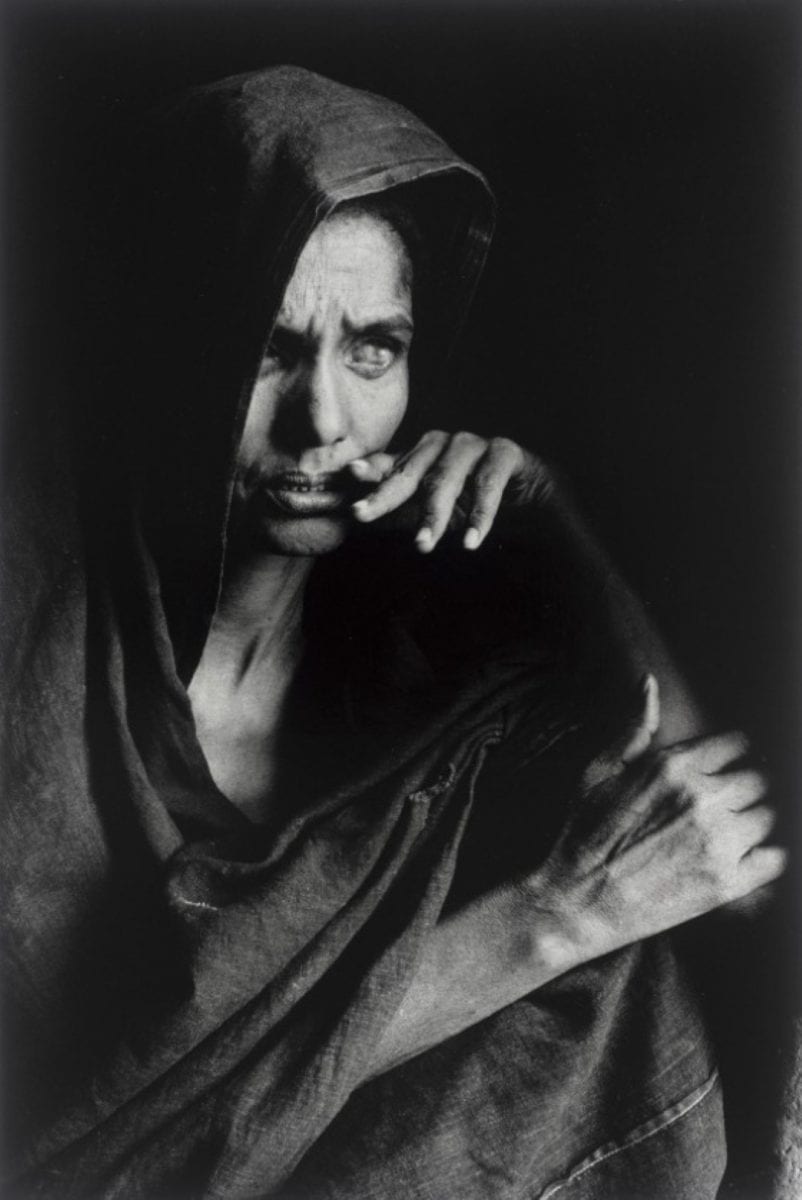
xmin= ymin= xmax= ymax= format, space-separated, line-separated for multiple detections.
xmin=1 ymin=1 xmax=800 ymax=1197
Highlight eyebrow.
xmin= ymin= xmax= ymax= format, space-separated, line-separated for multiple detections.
xmin=267 ymin=313 xmax=414 ymax=350
xmin=343 ymin=315 xmax=414 ymax=339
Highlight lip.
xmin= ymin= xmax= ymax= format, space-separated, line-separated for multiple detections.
xmin=258 ymin=474 xmax=351 ymax=516
xmin=265 ymin=488 xmax=348 ymax=515
xmin=267 ymin=472 xmax=343 ymax=492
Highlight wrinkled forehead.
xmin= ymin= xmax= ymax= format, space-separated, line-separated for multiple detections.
xmin=278 ymin=209 xmax=414 ymax=328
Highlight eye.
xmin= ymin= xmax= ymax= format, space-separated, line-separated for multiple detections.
xmin=346 ymin=338 xmax=403 ymax=380
xmin=257 ymin=343 xmax=284 ymax=378
xmin=258 ymin=329 xmax=302 ymax=377
xmin=257 ymin=353 xmax=277 ymax=378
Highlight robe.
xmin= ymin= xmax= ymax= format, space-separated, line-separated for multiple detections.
xmin=1 ymin=65 xmax=725 ymax=1199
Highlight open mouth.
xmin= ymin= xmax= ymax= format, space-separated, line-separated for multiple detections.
xmin=258 ymin=472 xmax=354 ymax=515
xmin=270 ymin=473 xmax=340 ymax=493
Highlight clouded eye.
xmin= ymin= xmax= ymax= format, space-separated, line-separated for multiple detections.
xmin=345 ymin=339 xmax=401 ymax=380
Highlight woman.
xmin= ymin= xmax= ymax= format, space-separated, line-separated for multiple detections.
xmin=1 ymin=65 xmax=782 ymax=1199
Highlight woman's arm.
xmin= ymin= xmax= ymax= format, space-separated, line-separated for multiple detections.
xmin=520 ymin=468 xmax=708 ymax=747
xmin=370 ymin=681 xmax=784 ymax=1077
xmin=351 ymin=433 xmax=706 ymax=746
xmin=349 ymin=433 xmax=782 ymax=1078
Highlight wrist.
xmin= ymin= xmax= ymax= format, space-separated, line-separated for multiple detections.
xmin=512 ymin=868 xmax=619 ymax=976
xmin=493 ymin=878 xmax=588 ymax=981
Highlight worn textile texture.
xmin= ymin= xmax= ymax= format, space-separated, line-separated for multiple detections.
xmin=1 ymin=66 xmax=732 ymax=1198
xmin=775 ymin=1022 xmax=802 ymax=1199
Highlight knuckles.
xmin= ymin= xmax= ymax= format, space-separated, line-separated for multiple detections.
xmin=420 ymin=467 xmax=450 ymax=496
xmin=726 ymin=730 xmax=752 ymax=757
xmin=487 ymin=435 xmax=521 ymax=460
xmin=740 ymin=767 xmax=769 ymax=798
xmin=451 ymin=430 xmax=484 ymax=451
xmin=564 ymin=732 xmax=780 ymax=930
xmin=654 ymin=746 xmax=688 ymax=789
xmin=411 ymin=431 xmax=529 ymax=500
xmin=421 ymin=429 xmax=448 ymax=446
xmin=743 ymin=803 xmax=776 ymax=841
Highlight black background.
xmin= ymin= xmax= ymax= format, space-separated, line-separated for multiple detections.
xmin=2 ymin=0 xmax=800 ymax=1191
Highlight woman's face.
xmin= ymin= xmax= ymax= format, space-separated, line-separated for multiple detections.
xmin=232 ymin=209 xmax=413 ymax=556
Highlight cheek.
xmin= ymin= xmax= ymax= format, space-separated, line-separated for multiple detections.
xmin=359 ymin=377 xmax=408 ymax=450
xmin=238 ymin=382 xmax=277 ymax=461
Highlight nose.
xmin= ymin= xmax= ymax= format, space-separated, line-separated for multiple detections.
xmin=280 ymin=354 xmax=349 ymax=452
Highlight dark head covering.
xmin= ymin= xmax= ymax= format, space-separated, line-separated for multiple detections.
xmin=115 ymin=66 xmax=495 ymax=676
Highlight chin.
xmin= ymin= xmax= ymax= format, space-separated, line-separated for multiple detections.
xmin=249 ymin=514 xmax=352 ymax=556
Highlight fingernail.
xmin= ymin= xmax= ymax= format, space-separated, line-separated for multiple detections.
xmin=416 ymin=528 xmax=434 ymax=552
xmin=350 ymin=459 xmax=369 ymax=474
xmin=352 ymin=499 xmax=370 ymax=519
xmin=463 ymin=527 xmax=481 ymax=551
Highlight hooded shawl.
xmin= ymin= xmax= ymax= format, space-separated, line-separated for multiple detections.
xmin=1 ymin=67 xmax=723 ymax=1199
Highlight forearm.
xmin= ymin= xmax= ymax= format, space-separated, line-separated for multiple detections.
xmin=362 ymin=458 xmax=716 ymax=1080
xmin=369 ymin=882 xmax=580 ymax=1078
xmin=369 ymin=715 xmax=779 ymax=1081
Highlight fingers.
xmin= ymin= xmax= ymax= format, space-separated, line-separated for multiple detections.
xmin=652 ymin=751 xmax=768 ymax=826
xmin=736 ymin=802 xmax=777 ymax=848
xmin=348 ymin=452 xmax=396 ymax=485
xmin=670 ymin=768 xmax=780 ymax=900
xmin=463 ymin=438 xmax=524 ymax=549
xmin=666 ymin=730 xmax=751 ymax=776
xmin=351 ymin=432 xmax=529 ymax=553
xmin=351 ymin=432 xmax=448 ymax=528
xmin=415 ymin=434 xmax=488 ymax=551
xmin=714 ymin=767 xmax=769 ymax=811
xmin=698 ymin=730 xmax=752 ymax=774
xmin=739 ymin=844 xmax=788 ymax=892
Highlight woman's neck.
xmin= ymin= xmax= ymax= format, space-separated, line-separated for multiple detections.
xmin=195 ymin=552 xmax=314 ymax=691
xmin=187 ymin=552 xmax=316 ymax=820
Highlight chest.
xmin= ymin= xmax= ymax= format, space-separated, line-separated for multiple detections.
xmin=188 ymin=654 xmax=304 ymax=824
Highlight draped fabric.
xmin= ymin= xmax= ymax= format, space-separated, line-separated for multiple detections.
xmin=1 ymin=66 xmax=724 ymax=1198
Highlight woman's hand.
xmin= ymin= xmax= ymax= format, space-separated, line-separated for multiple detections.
xmin=369 ymin=676 xmax=785 ymax=1077
xmin=349 ymin=431 xmax=550 ymax=552
xmin=529 ymin=676 xmax=788 ymax=964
